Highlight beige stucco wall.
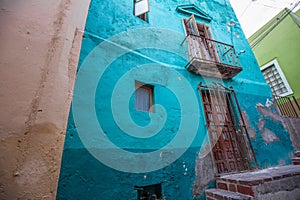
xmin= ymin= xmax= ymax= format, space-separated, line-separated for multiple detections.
xmin=0 ymin=0 xmax=90 ymax=199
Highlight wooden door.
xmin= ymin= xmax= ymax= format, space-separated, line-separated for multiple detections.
xmin=200 ymin=88 xmax=251 ymax=174
xmin=183 ymin=15 xmax=203 ymax=60
xmin=183 ymin=15 xmax=217 ymax=62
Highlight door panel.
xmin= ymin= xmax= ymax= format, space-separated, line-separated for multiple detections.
xmin=183 ymin=15 xmax=218 ymax=62
xmin=183 ymin=15 xmax=203 ymax=60
xmin=200 ymin=88 xmax=253 ymax=174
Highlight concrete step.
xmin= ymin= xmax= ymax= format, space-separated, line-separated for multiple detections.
xmin=292 ymin=157 xmax=300 ymax=165
xmin=216 ymin=165 xmax=300 ymax=199
xmin=206 ymin=189 xmax=253 ymax=200
xmin=283 ymin=118 xmax=300 ymax=151
xmin=295 ymin=151 xmax=300 ymax=157
xmin=289 ymin=118 xmax=300 ymax=132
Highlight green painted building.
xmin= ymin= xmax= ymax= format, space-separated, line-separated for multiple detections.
xmin=249 ymin=8 xmax=300 ymax=102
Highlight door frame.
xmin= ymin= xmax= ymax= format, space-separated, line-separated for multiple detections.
xmin=198 ymin=83 xmax=258 ymax=175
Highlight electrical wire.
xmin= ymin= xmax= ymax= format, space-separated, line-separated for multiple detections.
xmin=239 ymin=0 xmax=255 ymax=18
xmin=256 ymin=0 xmax=296 ymax=10
xmin=249 ymin=6 xmax=291 ymax=41
xmin=250 ymin=0 xmax=300 ymax=48
xmin=256 ymin=2 xmax=284 ymax=10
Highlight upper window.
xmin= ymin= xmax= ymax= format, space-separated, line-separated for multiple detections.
xmin=135 ymin=81 xmax=153 ymax=112
xmin=134 ymin=0 xmax=150 ymax=22
xmin=261 ymin=59 xmax=293 ymax=97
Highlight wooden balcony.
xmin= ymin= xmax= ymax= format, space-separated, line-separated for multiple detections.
xmin=182 ymin=35 xmax=242 ymax=79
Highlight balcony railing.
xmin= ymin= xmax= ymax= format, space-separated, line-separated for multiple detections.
xmin=182 ymin=34 xmax=242 ymax=79
xmin=274 ymin=95 xmax=300 ymax=118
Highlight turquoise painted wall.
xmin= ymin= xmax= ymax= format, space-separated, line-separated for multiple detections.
xmin=57 ymin=0 xmax=294 ymax=199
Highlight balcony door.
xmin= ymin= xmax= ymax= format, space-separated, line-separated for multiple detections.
xmin=183 ymin=15 xmax=217 ymax=62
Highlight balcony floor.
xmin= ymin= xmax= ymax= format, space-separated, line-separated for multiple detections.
xmin=185 ymin=57 xmax=242 ymax=79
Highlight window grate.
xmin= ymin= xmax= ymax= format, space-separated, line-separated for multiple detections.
xmin=262 ymin=64 xmax=288 ymax=96
xmin=198 ymin=83 xmax=257 ymax=175
xmin=261 ymin=59 xmax=293 ymax=97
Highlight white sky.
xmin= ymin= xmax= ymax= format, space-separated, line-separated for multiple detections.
xmin=229 ymin=0 xmax=300 ymax=37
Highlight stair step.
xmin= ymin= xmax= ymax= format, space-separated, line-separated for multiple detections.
xmin=295 ymin=151 xmax=300 ymax=157
xmin=292 ymin=157 xmax=300 ymax=165
xmin=206 ymin=189 xmax=253 ymax=200
xmin=218 ymin=165 xmax=300 ymax=186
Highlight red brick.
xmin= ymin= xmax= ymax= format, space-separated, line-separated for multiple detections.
xmin=294 ymin=172 xmax=300 ymax=176
xmin=238 ymin=179 xmax=262 ymax=186
xmin=206 ymin=191 xmax=214 ymax=197
xmin=263 ymin=177 xmax=272 ymax=182
xmin=237 ymin=184 xmax=254 ymax=197
xmin=223 ymin=178 xmax=238 ymax=184
xmin=217 ymin=182 xmax=228 ymax=190
xmin=272 ymin=175 xmax=282 ymax=180
xmin=293 ymin=161 xmax=300 ymax=165
xmin=282 ymin=173 xmax=293 ymax=178
xmin=292 ymin=158 xmax=300 ymax=165
xmin=228 ymin=183 xmax=237 ymax=192
xmin=215 ymin=195 xmax=224 ymax=200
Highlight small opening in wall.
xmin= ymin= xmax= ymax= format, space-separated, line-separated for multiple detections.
xmin=134 ymin=0 xmax=150 ymax=22
xmin=134 ymin=183 xmax=162 ymax=200
xmin=135 ymin=81 xmax=154 ymax=112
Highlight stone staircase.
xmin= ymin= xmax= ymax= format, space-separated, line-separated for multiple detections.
xmin=283 ymin=117 xmax=300 ymax=151
xmin=292 ymin=151 xmax=300 ymax=165
xmin=206 ymin=189 xmax=252 ymax=200
xmin=205 ymin=165 xmax=300 ymax=200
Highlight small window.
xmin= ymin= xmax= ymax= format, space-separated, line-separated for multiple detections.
xmin=134 ymin=183 xmax=162 ymax=200
xmin=261 ymin=59 xmax=293 ymax=97
xmin=135 ymin=81 xmax=153 ymax=112
xmin=134 ymin=0 xmax=150 ymax=22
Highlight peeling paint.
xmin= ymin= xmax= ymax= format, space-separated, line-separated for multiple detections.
xmin=258 ymin=119 xmax=280 ymax=144
xmin=242 ymin=111 xmax=256 ymax=139
xmin=256 ymin=103 xmax=284 ymax=144
xmin=193 ymin=147 xmax=215 ymax=196
xmin=256 ymin=103 xmax=283 ymax=123
xmin=283 ymin=117 xmax=300 ymax=151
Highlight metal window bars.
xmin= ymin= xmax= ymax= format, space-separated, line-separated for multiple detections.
xmin=198 ymin=83 xmax=258 ymax=175
xmin=274 ymin=95 xmax=300 ymax=118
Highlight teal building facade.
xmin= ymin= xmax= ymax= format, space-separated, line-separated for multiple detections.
xmin=57 ymin=0 xmax=294 ymax=199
